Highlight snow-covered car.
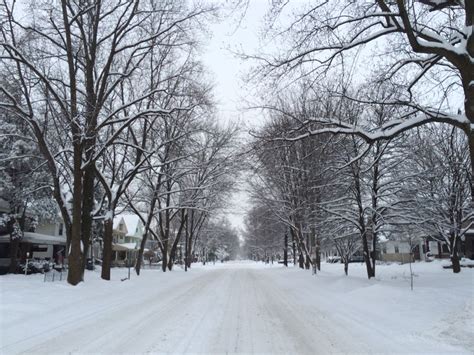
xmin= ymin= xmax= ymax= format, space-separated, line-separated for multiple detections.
xmin=326 ymin=256 xmax=341 ymax=263
xmin=425 ymin=252 xmax=434 ymax=262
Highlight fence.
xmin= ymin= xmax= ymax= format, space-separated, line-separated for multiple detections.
xmin=44 ymin=268 xmax=68 ymax=282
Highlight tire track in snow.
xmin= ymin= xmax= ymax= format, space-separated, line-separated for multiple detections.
xmin=7 ymin=270 xmax=217 ymax=354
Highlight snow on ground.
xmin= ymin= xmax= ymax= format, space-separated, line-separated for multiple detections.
xmin=0 ymin=260 xmax=473 ymax=354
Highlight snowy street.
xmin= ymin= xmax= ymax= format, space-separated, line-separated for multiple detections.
xmin=1 ymin=1 xmax=474 ymax=354
xmin=1 ymin=261 xmax=473 ymax=354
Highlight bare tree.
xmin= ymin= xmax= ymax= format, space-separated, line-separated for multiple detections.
xmin=0 ymin=0 xmax=214 ymax=284
xmin=401 ymin=124 xmax=471 ymax=272
xmin=252 ymin=1 xmax=473 ymax=215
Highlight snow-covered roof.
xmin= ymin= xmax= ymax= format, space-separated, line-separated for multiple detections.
xmin=112 ymin=243 xmax=137 ymax=251
xmin=113 ymin=214 xmax=141 ymax=237
xmin=0 ymin=232 xmax=66 ymax=245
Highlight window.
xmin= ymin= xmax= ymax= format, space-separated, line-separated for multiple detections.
xmin=58 ymin=223 xmax=64 ymax=236
xmin=0 ymin=243 xmax=10 ymax=258
xmin=442 ymin=244 xmax=449 ymax=253
xmin=394 ymin=245 xmax=399 ymax=254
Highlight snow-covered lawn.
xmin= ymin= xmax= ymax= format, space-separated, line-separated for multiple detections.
xmin=0 ymin=260 xmax=472 ymax=354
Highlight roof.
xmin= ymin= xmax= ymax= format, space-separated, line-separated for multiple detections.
xmin=0 ymin=232 xmax=66 ymax=245
xmin=0 ymin=198 xmax=9 ymax=213
xmin=112 ymin=243 xmax=137 ymax=251
xmin=113 ymin=214 xmax=142 ymax=237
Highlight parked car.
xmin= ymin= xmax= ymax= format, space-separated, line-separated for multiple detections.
xmin=326 ymin=256 xmax=341 ymax=263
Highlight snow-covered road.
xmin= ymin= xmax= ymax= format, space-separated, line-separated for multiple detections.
xmin=1 ymin=262 xmax=472 ymax=354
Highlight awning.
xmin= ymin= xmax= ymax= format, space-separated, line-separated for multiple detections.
xmin=0 ymin=232 xmax=66 ymax=245
xmin=112 ymin=243 xmax=137 ymax=251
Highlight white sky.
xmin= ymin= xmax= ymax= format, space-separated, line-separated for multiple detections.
xmin=199 ymin=1 xmax=271 ymax=231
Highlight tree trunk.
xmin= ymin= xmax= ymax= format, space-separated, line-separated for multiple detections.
xmin=371 ymin=233 xmax=377 ymax=278
xmin=167 ymin=212 xmax=186 ymax=271
xmin=7 ymin=217 xmax=18 ymax=273
xmin=450 ymin=232 xmax=461 ymax=273
xmin=80 ymin=165 xmax=95 ymax=273
xmin=283 ymin=233 xmax=288 ymax=267
xmin=316 ymin=235 xmax=321 ymax=271
xmin=468 ymin=129 xmax=474 ymax=210
xmin=167 ymin=238 xmax=180 ymax=271
xmin=101 ymin=218 xmax=113 ymax=280
xmin=298 ymin=253 xmax=304 ymax=269
xmin=185 ymin=212 xmax=192 ymax=269
xmin=451 ymin=251 xmax=461 ymax=273
xmin=184 ymin=220 xmax=188 ymax=272
xmin=290 ymin=229 xmax=296 ymax=265
xmin=9 ymin=238 xmax=20 ymax=273
xmin=162 ymin=241 xmax=168 ymax=272
xmin=168 ymin=243 xmax=178 ymax=271
xmin=168 ymin=235 xmax=180 ymax=271
xmin=344 ymin=260 xmax=349 ymax=276
xmin=185 ymin=231 xmax=192 ymax=269
xmin=463 ymin=55 xmax=473 ymax=237
xmin=361 ymin=231 xmax=374 ymax=279
xmin=135 ymin=233 xmax=147 ymax=276
xmin=304 ymin=232 xmax=310 ymax=269
xmin=68 ymin=150 xmax=84 ymax=285
xmin=167 ymin=251 xmax=175 ymax=271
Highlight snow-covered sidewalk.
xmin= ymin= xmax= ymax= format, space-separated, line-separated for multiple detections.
xmin=0 ymin=261 xmax=472 ymax=354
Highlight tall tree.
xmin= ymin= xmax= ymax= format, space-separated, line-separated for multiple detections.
xmin=401 ymin=125 xmax=471 ymax=272
xmin=0 ymin=0 xmax=213 ymax=284
xmin=252 ymin=0 xmax=473 ymax=216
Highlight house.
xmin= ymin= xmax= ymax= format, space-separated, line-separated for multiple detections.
xmin=425 ymin=236 xmax=450 ymax=259
xmin=462 ymin=230 xmax=474 ymax=259
xmin=379 ymin=239 xmax=417 ymax=263
xmin=461 ymin=220 xmax=474 ymax=259
xmin=0 ymin=208 xmax=66 ymax=274
xmin=111 ymin=214 xmax=144 ymax=266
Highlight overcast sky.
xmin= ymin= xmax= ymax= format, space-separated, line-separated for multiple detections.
xmin=199 ymin=2 xmax=270 ymax=232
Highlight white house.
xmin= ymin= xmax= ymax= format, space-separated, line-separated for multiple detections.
xmin=113 ymin=215 xmax=144 ymax=245
xmin=0 ymin=210 xmax=66 ymax=273
xmin=378 ymin=237 xmax=430 ymax=263
xmin=111 ymin=214 xmax=144 ymax=266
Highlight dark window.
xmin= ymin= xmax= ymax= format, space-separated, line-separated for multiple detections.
xmin=394 ymin=245 xmax=399 ymax=253
xmin=58 ymin=223 xmax=64 ymax=236
xmin=0 ymin=243 xmax=10 ymax=258
xmin=442 ymin=244 xmax=449 ymax=253
xmin=32 ymin=245 xmax=48 ymax=252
